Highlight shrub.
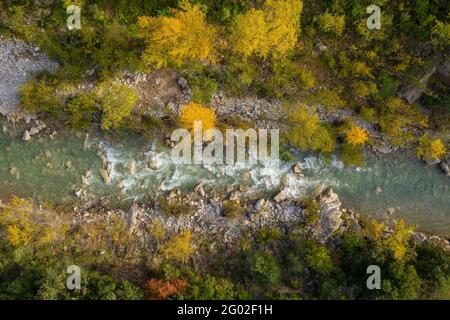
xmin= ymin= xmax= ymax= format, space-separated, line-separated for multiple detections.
xmin=144 ymin=278 xmax=187 ymax=300
xmin=248 ymin=250 xmax=281 ymax=284
xmin=230 ymin=0 xmax=303 ymax=59
xmin=379 ymin=98 xmax=428 ymax=146
xmin=301 ymin=198 xmax=320 ymax=224
xmin=352 ymin=80 xmax=378 ymax=98
xmin=98 ymin=83 xmax=137 ymax=130
xmin=286 ymin=104 xmax=335 ymax=154
xmin=179 ymin=102 xmax=217 ymax=135
xmin=345 ymin=125 xmax=369 ymax=146
xmin=160 ymin=230 xmax=194 ymax=264
xmin=432 ymin=20 xmax=450 ymax=47
xmin=416 ymin=134 xmax=447 ymax=161
xmin=315 ymin=12 xmax=345 ymax=36
xmin=305 ymin=243 xmax=334 ymax=276
xmin=65 ymin=93 xmax=98 ymax=129
xmin=20 ymin=78 xmax=63 ymax=114
xmin=359 ymin=107 xmax=377 ymax=123
xmin=222 ymin=200 xmax=246 ymax=219
xmin=298 ymin=68 xmax=316 ymax=90
xmin=138 ymin=1 xmax=217 ymax=68
xmin=376 ymin=72 xmax=401 ymax=99
xmin=340 ymin=143 xmax=364 ymax=167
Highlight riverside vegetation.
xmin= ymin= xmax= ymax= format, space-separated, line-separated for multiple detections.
xmin=0 ymin=0 xmax=449 ymax=300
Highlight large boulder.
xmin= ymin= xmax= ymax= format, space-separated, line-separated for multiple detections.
xmin=317 ymin=188 xmax=343 ymax=240
xmin=436 ymin=58 xmax=450 ymax=86
xmin=398 ymin=65 xmax=436 ymax=104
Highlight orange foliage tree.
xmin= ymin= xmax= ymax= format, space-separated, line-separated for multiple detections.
xmin=144 ymin=278 xmax=187 ymax=300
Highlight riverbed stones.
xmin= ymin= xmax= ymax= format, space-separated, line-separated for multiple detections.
xmin=0 ymin=36 xmax=59 ymax=116
xmin=127 ymin=161 xmax=136 ymax=175
xmin=292 ymin=164 xmax=303 ymax=175
xmin=273 ymin=190 xmax=287 ymax=203
xmin=127 ymin=204 xmax=140 ymax=234
xmin=194 ymin=183 xmax=206 ymax=197
xmin=229 ymin=190 xmax=242 ymax=201
xmin=374 ymin=186 xmax=383 ymax=195
xmin=29 ymin=127 xmax=39 ymax=135
xmin=254 ymin=199 xmax=266 ymax=211
xmin=439 ymin=160 xmax=450 ymax=176
xmin=149 ymin=157 xmax=158 ymax=170
xmin=177 ymin=76 xmax=188 ymax=90
xmin=99 ymin=169 xmax=110 ymax=184
xmin=22 ymin=130 xmax=31 ymax=141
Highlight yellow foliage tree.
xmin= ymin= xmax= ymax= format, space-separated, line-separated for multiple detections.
xmin=138 ymin=1 xmax=216 ymax=68
xmin=179 ymin=102 xmax=217 ymax=135
xmin=315 ymin=12 xmax=345 ymax=36
xmin=230 ymin=0 xmax=303 ymax=60
xmin=286 ymin=104 xmax=335 ymax=154
xmin=346 ymin=125 xmax=369 ymax=146
xmin=379 ymin=98 xmax=428 ymax=146
xmin=416 ymin=134 xmax=447 ymax=161
xmin=160 ymin=229 xmax=194 ymax=264
xmin=0 ymin=197 xmax=64 ymax=247
xmin=383 ymin=219 xmax=414 ymax=262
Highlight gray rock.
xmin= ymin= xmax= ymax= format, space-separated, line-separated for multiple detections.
xmin=177 ymin=77 xmax=188 ymax=89
xmin=22 ymin=130 xmax=31 ymax=141
xmin=254 ymin=199 xmax=266 ymax=211
xmin=127 ymin=204 xmax=140 ymax=234
xmin=29 ymin=127 xmax=39 ymax=135
xmin=99 ymin=169 xmax=110 ymax=184
xmin=194 ymin=183 xmax=206 ymax=197
xmin=374 ymin=186 xmax=383 ymax=195
xmin=273 ymin=190 xmax=287 ymax=203
xmin=317 ymin=188 xmax=343 ymax=240
xmin=0 ymin=37 xmax=59 ymax=116
xmin=439 ymin=160 xmax=450 ymax=176
xmin=292 ymin=164 xmax=303 ymax=176
xmin=436 ymin=58 xmax=450 ymax=86
xmin=423 ymin=156 xmax=441 ymax=166
xmin=398 ymin=66 xmax=436 ymax=104
xmin=229 ymin=190 xmax=242 ymax=201
xmin=149 ymin=157 xmax=158 ymax=170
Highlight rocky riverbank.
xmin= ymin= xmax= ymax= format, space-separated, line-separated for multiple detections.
xmin=67 ymin=187 xmax=450 ymax=252
xmin=0 ymin=36 xmax=58 ymax=116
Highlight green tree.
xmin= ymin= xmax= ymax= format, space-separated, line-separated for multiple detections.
xmin=98 ymin=83 xmax=137 ymax=130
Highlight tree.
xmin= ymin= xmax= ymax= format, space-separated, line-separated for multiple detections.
xmin=230 ymin=0 xmax=303 ymax=59
xmin=286 ymin=104 xmax=335 ymax=154
xmin=144 ymin=278 xmax=187 ymax=300
xmin=248 ymin=250 xmax=281 ymax=284
xmin=98 ymin=83 xmax=137 ymax=130
xmin=379 ymin=98 xmax=428 ymax=146
xmin=160 ymin=230 xmax=194 ymax=264
xmin=345 ymin=125 xmax=369 ymax=146
xmin=416 ymin=134 xmax=447 ymax=162
xmin=383 ymin=219 xmax=414 ymax=262
xmin=305 ymin=243 xmax=334 ymax=276
xmin=20 ymin=78 xmax=63 ymax=114
xmin=138 ymin=1 xmax=216 ymax=68
xmin=179 ymin=102 xmax=217 ymax=135
xmin=315 ymin=12 xmax=345 ymax=36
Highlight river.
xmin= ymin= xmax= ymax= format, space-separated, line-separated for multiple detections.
xmin=1 ymin=119 xmax=449 ymax=237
